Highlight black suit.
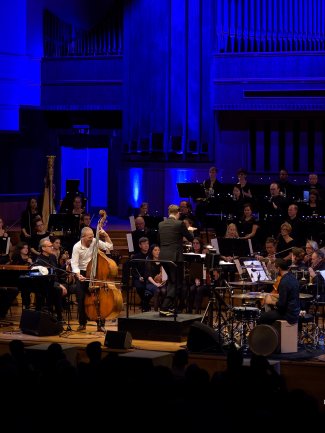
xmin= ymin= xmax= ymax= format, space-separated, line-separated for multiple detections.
xmin=158 ymin=217 xmax=194 ymax=311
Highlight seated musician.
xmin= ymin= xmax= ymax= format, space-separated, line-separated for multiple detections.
xmin=308 ymin=249 xmax=325 ymax=302
xmin=10 ymin=242 xmax=33 ymax=266
xmin=258 ymin=258 xmax=300 ymax=325
xmin=276 ymin=222 xmax=297 ymax=262
xmin=255 ymin=237 xmax=277 ymax=280
xmin=128 ymin=236 xmax=150 ymax=312
xmin=220 ymin=223 xmax=239 ymax=262
xmin=79 ymin=213 xmax=96 ymax=237
xmin=131 ymin=217 xmax=157 ymax=253
xmin=144 ymin=244 xmax=167 ymax=312
xmin=228 ymin=185 xmax=245 ymax=218
xmin=29 ymin=217 xmax=51 ymax=260
xmin=71 ymin=195 xmax=85 ymax=215
xmin=188 ymin=268 xmax=222 ymax=314
xmin=22 ymin=238 xmax=67 ymax=323
xmin=0 ymin=216 xmax=11 ymax=265
xmin=303 ymin=239 xmax=319 ymax=267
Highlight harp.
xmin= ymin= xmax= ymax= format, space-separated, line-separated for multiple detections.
xmin=42 ymin=155 xmax=56 ymax=231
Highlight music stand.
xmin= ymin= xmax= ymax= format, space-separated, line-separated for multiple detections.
xmin=66 ymin=179 xmax=80 ymax=195
xmin=48 ymin=213 xmax=81 ymax=237
xmin=218 ymin=238 xmax=251 ymax=258
xmin=176 ymin=183 xmax=206 ymax=200
xmin=143 ymin=215 xmax=163 ymax=230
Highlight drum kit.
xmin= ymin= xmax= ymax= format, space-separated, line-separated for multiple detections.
xmin=212 ymin=278 xmax=315 ymax=354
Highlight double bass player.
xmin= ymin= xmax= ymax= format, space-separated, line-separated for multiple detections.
xmin=71 ymin=226 xmax=113 ymax=332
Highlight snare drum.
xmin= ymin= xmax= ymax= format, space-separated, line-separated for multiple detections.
xmin=232 ymin=306 xmax=260 ymax=322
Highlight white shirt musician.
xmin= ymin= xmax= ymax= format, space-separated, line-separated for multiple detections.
xmin=71 ymin=227 xmax=113 ymax=332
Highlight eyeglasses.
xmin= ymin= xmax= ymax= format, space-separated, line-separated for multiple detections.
xmin=44 ymin=244 xmax=53 ymax=248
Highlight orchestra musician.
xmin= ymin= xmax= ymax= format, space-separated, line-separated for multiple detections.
xmin=203 ymin=166 xmax=221 ymax=199
xmin=255 ymin=237 xmax=277 ymax=279
xmin=258 ymin=258 xmax=300 ymax=325
xmin=71 ymin=226 xmax=113 ymax=332
xmin=22 ymin=238 xmax=68 ymax=322
xmin=10 ymin=242 xmax=33 ymax=266
xmin=308 ymin=249 xmax=325 ymax=301
xmin=144 ymin=244 xmax=167 ymax=312
xmin=303 ymin=240 xmax=319 ymax=267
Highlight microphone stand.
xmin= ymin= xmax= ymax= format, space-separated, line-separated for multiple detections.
xmin=34 ymin=257 xmax=73 ymax=333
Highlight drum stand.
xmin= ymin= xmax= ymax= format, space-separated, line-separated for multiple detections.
xmin=201 ymin=284 xmax=231 ymax=345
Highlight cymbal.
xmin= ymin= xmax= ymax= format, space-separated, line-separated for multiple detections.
xmin=229 ymin=281 xmax=258 ymax=286
xmin=258 ymin=280 xmax=276 ymax=285
xmin=299 ymin=293 xmax=313 ymax=299
xmin=231 ymin=292 xmax=267 ymax=299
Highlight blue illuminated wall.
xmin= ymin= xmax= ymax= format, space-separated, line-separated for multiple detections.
xmin=2 ymin=0 xmax=325 ymax=219
xmin=61 ymin=147 xmax=108 ymax=211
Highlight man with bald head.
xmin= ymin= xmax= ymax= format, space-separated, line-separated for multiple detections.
xmin=131 ymin=216 xmax=157 ymax=252
xmin=71 ymin=226 xmax=113 ymax=332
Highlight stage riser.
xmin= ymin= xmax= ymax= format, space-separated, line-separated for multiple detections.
xmin=118 ymin=312 xmax=202 ymax=342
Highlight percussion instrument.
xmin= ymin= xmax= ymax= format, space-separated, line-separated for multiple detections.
xmin=248 ymin=324 xmax=279 ymax=356
xmin=232 ymin=306 xmax=261 ymax=322
xmin=231 ymin=292 xmax=267 ymax=299
xmin=299 ymin=293 xmax=313 ymax=299
xmin=229 ymin=281 xmax=258 ymax=286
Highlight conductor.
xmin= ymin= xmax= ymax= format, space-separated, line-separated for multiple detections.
xmin=158 ymin=204 xmax=194 ymax=317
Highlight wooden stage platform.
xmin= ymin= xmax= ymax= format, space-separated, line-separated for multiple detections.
xmin=1 ymin=303 xmax=325 ymax=414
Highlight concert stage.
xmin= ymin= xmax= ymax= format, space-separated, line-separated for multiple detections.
xmin=118 ymin=312 xmax=202 ymax=342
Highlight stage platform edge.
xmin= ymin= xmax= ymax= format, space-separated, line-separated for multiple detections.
xmin=118 ymin=312 xmax=202 ymax=342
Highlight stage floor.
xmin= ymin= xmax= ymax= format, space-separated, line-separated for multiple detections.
xmin=1 ymin=301 xmax=325 ymax=413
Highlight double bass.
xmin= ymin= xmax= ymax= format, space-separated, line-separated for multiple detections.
xmin=84 ymin=210 xmax=123 ymax=322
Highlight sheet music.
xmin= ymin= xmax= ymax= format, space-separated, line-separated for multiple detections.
xmin=234 ymin=258 xmax=243 ymax=275
xmin=0 ymin=237 xmax=10 ymax=255
xmin=129 ymin=216 xmax=136 ymax=231
xmin=126 ymin=233 xmax=134 ymax=253
xmin=211 ymin=238 xmax=220 ymax=255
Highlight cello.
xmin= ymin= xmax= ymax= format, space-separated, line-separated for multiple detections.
xmin=84 ymin=210 xmax=123 ymax=322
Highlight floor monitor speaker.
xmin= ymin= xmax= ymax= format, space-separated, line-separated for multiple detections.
xmin=104 ymin=330 xmax=133 ymax=349
xmin=187 ymin=322 xmax=224 ymax=353
xmin=20 ymin=310 xmax=63 ymax=336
